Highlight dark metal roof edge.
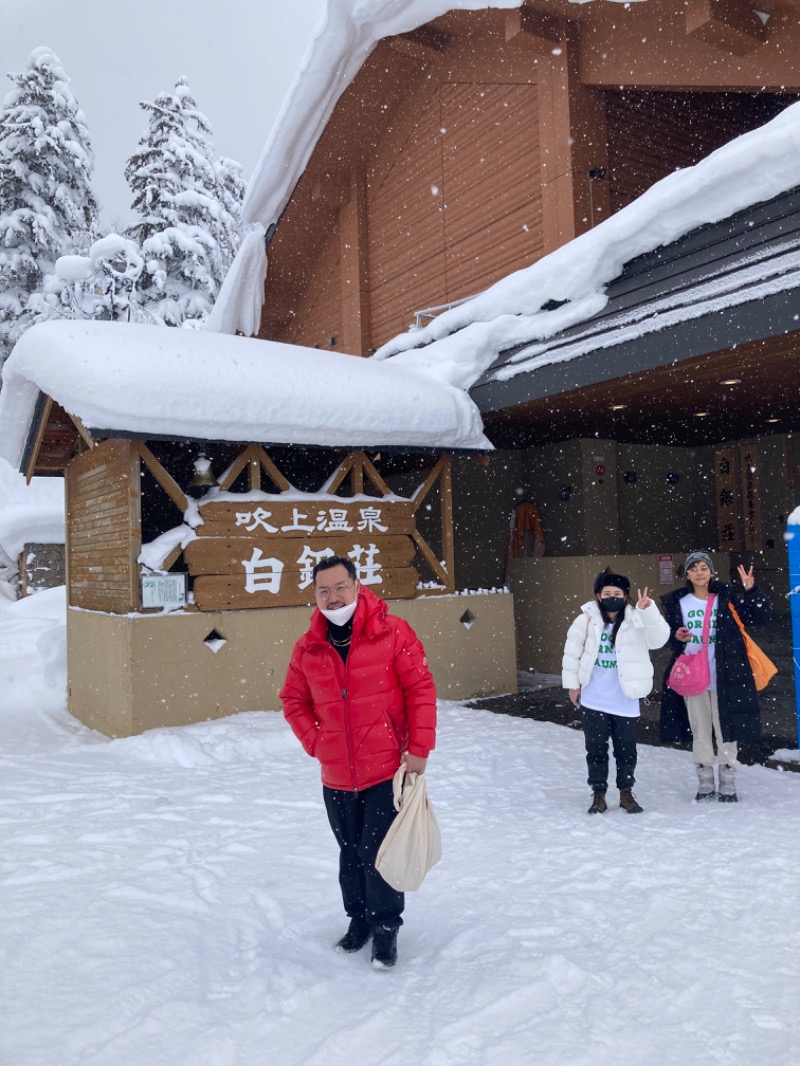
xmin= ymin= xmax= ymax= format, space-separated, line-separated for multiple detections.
xmin=471 ymin=285 xmax=800 ymax=414
xmin=19 ymin=391 xmax=48 ymax=475
xmin=614 ymin=184 xmax=800 ymax=285
xmin=86 ymin=428 xmax=492 ymax=457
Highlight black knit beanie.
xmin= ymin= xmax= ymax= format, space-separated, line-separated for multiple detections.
xmin=593 ymin=571 xmax=631 ymax=597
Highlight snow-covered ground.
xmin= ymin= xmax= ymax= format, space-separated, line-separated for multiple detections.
xmin=2 ymin=592 xmax=800 ymax=1066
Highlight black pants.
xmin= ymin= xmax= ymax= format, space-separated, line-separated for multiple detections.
xmin=322 ymin=778 xmax=404 ymax=929
xmin=582 ymin=705 xmax=638 ymax=792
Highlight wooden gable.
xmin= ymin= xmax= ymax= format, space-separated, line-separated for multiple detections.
xmin=23 ymin=395 xmax=93 ymax=480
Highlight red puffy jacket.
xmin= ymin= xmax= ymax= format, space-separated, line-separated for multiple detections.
xmin=280 ymin=586 xmax=437 ymax=791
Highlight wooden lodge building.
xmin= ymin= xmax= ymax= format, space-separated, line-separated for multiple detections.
xmin=224 ymin=0 xmax=800 ymax=737
xmin=5 ymin=0 xmax=800 ymax=738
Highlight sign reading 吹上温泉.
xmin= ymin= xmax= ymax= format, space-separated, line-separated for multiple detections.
xmin=185 ymin=499 xmax=419 ymax=610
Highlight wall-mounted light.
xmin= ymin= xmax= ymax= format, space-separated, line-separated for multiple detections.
xmin=623 ymin=470 xmax=638 ymax=485
xmin=559 ymin=484 xmax=573 ymax=502
xmin=720 ymin=378 xmax=741 ymax=385
xmin=694 ymin=411 xmax=709 ymax=418
xmin=609 ymin=404 xmax=627 ymax=411
xmin=767 ymin=417 xmax=781 ymax=424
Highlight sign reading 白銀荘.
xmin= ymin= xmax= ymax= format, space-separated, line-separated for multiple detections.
xmin=186 ymin=499 xmax=419 ymax=610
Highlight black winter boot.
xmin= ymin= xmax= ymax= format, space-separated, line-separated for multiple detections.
xmin=335 ymin=917 xmax=371 ymax=953
xmin=370 ymin=925 xmax=398 ymax=969
xmin=588 ymin=791 xmax=607 ymax=815
xmin=619 ymin=788 xmax=643 ymax=814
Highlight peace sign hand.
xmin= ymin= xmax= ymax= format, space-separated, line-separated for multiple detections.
xmin=637 ymin=587 xmax=652 ymax=610
xmin=737 ymin=564 xmax=755 ymax=591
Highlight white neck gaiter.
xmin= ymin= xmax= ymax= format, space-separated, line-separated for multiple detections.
xmin=320 ymin=594 xmax=358 ymax=626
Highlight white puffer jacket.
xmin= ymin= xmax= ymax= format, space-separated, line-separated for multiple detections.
xmin=562 ymin=600 xmax=670 ymax=699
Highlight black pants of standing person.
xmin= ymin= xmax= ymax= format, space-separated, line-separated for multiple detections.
xmin=322 ymin=778 xmax=404 ymax=929
xmin=582 ymin=705 xmax=639 ymax=792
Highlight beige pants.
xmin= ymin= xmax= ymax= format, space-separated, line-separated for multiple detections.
xmin=684 ymin=689 xmax=739 ymax=768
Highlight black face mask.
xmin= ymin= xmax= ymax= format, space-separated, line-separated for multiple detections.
xmin=600 ymin=596 xmax=626 ymax=615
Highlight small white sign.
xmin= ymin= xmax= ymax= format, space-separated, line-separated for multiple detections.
xmin=141 ymin=573 xmax=188 ymax=609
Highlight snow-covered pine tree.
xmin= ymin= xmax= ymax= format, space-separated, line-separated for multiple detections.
xmin=125 ymin=78 xmax=242 ymax=327
xmin=214 ymin=156 xmax=246 ymax=271
xmin=0 ymin=47 xmax=98 ymax=364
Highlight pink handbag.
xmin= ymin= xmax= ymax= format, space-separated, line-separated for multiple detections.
xmin=667 ymin=594 xmax=715 ymax=697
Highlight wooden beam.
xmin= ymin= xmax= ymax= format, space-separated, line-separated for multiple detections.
xmin=68 ymin=413 xmax=94 ymax=450
xmin=136 ymin=442 xmax=189 ymax=513
xmin=323 ymin=452 xmax=357 ymax=495
xmin=505 ymin=6 xmax=562 ymax=49
xmin=340 ymin=170 xmax=372 ymax=356
xmin=411 ymin=528 xmax=449 ymax=587
xmin=439 ymin=455 xmax=455 ymax=592
xmin=410 ymin=456 xmax=447 ymax=514
xmin=685 ymin=0 xmax=769 ymax=55
xmin=311 ymin=169 xmax=351 ymax=207
xmin=360 ymin=453 xmax=395 ymax=498
xmin=217 ymin=447 xmax=252 ymax=491
xmin=387 ymin=27 xmax=449 ymax=62
xmin=254 ymin=446 xmax=292 ymax=492
xmin=352 ymin=453 xmax=364 ymax=496
xmin=129 ymin=441 xmax=142 ymax=612
xmin=24 ymin=395 xmax=53 ymax=484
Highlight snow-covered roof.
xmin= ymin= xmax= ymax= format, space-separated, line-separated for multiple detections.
xmin=0 ymin=320 xmax=491 ymax=472
xmin=373 ymin=101 xmax=800 ymax=391
xmin=0 ymin=459 xmax=64 ymax=557
xmin=215 ymin=0 xmax=633 ymax=337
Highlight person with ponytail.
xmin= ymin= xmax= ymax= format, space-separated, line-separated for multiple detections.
xmin=562 ymin=571 xmax=669 ymax=815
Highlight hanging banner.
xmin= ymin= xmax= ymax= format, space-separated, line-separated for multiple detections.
xmin=714 ymin=447 xmax=741 ymax=551
xmin=739 ymin=444 xmax=762 ymax=552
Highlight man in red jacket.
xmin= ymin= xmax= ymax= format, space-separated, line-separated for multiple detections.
xmin=280 ymin=555 xmax=436 ymax=969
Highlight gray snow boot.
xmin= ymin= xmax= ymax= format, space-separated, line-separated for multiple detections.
xmin=718 ymin=764 xmax=738 ymax=803
xmin=694 ymin=763 xmax=716 ymax=802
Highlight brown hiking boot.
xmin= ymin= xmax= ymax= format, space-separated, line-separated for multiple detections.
xmin=619 ymin=788 xmax=643 ymax=814
xmin=588 ymin=791 xmax=607 ymax=814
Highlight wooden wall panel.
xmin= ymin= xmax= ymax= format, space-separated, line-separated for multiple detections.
xmin=605 ymin=90 xmax=793 ymax=213
xmin=440 ymin=83 xmax=542 ymax=301
xmin=277 ymin=230 xmax=343 ymax=350
xmin=368 ymin=82 xmax=542 ymax=349
xmin=368 ymin=91 xmax=447 ymax=348
xmin=66 ymin=439 xmax=138 ymax=613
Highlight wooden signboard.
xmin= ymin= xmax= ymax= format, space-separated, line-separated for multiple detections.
xmin=739 ymin=444 xmax=762 ymax=552
xmin=189 ymin=498 xmax=420 ymax=610
xmin=195 ymin=500 xmax=415 ymax=538
xmin=194 ymin=566 xmax=420 ymax=611
xmin=714 ymin=447 xmax=742 ymax=551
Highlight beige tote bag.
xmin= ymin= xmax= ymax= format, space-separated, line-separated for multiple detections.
xmin=375 ymin=763 xmax=442 ymax=891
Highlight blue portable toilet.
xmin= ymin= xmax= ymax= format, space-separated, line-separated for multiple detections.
xmin=786 ymin=512 xmax=800 ymax=744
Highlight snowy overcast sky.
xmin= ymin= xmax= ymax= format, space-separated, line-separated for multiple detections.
xmin=0 ymin=0 xmax=326 ymax=227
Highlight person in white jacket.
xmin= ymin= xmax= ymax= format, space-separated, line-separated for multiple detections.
xmin=562 ymin=571 xmax=670 ymax=815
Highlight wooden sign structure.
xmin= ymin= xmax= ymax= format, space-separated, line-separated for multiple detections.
xmin=66 ymin=440 xmax=456 ymax=613
xmin=713 ymin=446 xmax=742 ymax=552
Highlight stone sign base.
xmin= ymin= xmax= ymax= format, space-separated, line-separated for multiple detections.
xmin=67 ymin=592 xmax=517 ymax=737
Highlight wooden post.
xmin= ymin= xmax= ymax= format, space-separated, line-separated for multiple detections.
xmin=440 ymin=455 xmax=455 ymax=592
xmin=340 ymin=170 xmax=372 ymax=356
